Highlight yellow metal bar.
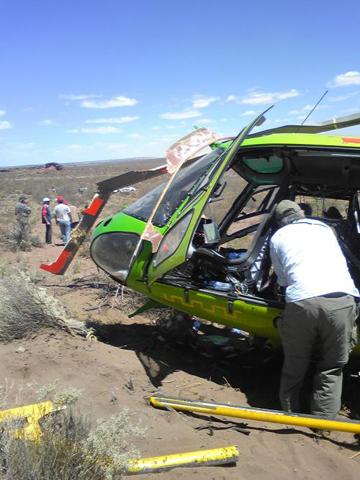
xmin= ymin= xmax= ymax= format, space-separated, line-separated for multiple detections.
xmin=150 ymin=395 xmax=360 ymax=434
xmin=0 ymin=401 xmax=61 ymax=441
xmin=126 ymin=445 xmax=238 ymax=474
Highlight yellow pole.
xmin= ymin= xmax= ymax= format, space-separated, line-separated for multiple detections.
xmin=150 ymin=395 xmax=360 ymax=434
xmin=126 ymin=445 xmax=238 ymax=475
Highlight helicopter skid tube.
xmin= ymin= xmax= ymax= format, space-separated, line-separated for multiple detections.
xmin=126 ymin=445 xmax=238 ymax=474
xmin=149 ymin=396 xmax=360 ymax=434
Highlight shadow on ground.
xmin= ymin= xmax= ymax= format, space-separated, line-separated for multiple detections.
xmin=87 ymin=319 xmax=360 ymax=420
xmin=87 ymin=320 xmax=277 ymax=408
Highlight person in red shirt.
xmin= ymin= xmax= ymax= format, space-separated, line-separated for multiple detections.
xmin=41 ymin=197 xmax=52 ymax=244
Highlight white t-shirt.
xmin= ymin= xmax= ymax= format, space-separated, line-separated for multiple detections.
xmin=54 ymin=203 xmax=71 ymax=222
xmin=270 ymin=218 xmax=359 ymax=303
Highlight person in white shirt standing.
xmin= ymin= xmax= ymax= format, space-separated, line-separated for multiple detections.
xmin=270 ymin=200 xmax=358 ymax=419
xmin=53 ymin=195 xmax=72 ymax=244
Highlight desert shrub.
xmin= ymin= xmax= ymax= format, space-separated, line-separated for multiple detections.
xmin=0 ymin=268 xmax=91 ymax=342
xmin=36 ymin=383 xmax=82 ymax=407
xmin=29 ymin=234 xmax=43 ymax=248
xmin=0 ymin=412 xmax=100 ymax=480
xmin=2 ymin=226 xmax=32 ymax=252
xmin=0 ymin=409 xmax=145 ymax=480
xmin=86 ymin=410 xmax=144 ymax=478
xmin=0 ymin=227 xmax=42 ymax=252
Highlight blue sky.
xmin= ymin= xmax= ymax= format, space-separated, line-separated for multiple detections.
xmin=1 ymin=0 xmax=360 ymax=166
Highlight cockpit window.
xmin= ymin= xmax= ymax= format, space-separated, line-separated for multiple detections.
xmin=123 ymin=148 xmax=224 ymax=227
xmin=294 ymin=194 xmax=349 ymax=220
xmin=242 ymin=153 xmax=283 ymax=174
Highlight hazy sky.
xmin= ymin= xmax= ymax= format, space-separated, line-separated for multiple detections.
xmin=1 ymin=0 xmax=360 ymax=166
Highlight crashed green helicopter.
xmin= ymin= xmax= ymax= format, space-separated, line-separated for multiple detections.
xmin=41 ymin=108 xmax=360 ymax=354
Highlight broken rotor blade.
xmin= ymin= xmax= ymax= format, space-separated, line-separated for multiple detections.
xmin=40 ymin=192 xmax=111 ymax=275
xmin=126 ymin=445 xmax=238 ymax=474
xmin=40 ymin=162 xmax=174 ymax=276
xmin=96 ymin=164 xmax=168 ymax=192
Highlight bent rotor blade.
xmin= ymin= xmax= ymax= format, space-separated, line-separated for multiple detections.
xmin=250 ymin=112 xmax=360 ymax=137
xmin=40 ymin=192 xmax=111 ymax=275
xmin=96 ymin=164 xmax=168 ymax=192
xmin=40 ymin=163 xmax=171 ymax=275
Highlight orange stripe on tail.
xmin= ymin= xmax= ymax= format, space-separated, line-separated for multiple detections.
xmin=342 ymin=137 xmax=360 ymax=144
xmin=40 ymin=250 xmax=72 ymax=275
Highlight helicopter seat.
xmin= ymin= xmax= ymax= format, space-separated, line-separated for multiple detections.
xmin=193 ymin=205 xmax=277 ymax=292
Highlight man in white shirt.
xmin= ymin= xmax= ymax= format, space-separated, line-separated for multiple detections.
xmin=54 ymin=196 xmax=72 ymax=244
xmin=270 ymin=200 xmax=358 ymax=419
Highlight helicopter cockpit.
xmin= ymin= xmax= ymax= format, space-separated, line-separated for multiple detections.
xmin=159 ymin=145 xmax=360 ymax=307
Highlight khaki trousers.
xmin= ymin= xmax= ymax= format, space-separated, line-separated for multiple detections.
xmin=278 ymin=295 xmax=357 ymax=419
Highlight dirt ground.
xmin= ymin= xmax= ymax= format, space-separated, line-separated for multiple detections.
xmin=0 ymin=162 xmax=359 ymax=479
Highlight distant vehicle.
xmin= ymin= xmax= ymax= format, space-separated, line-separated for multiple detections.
xmin=45 ymin=162 xmax=64 ymax=171
xmin=41 ymin=109 xmax=360 ymax=356
xmin=115 ymin=186 xmax=136 ymax=194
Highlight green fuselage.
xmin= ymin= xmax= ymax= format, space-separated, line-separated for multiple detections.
xmin=91 ymin=131 xmax=360 ymax=355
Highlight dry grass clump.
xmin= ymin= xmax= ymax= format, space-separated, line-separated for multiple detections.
xmin=0 ymin=383 xmax=145 ymax=479
xmin=29 ymin=234 xmax=43 ymax=249
xmin=36 ymin=383 xmax=82 ymax=407
xmin=1 ymin=226 xmax=30 ymax=252
xmin=0 ymin=408 xmax=145 ymax=479
xmin=2 ymin=227 xmax=43 ymax=252
xmin=0 ymin=412 xmax=100 ymax=480
xmin=87 ymin=410 xmax=145 ymax=478
xmin=0 ymin=268 xmax=90 ymax=342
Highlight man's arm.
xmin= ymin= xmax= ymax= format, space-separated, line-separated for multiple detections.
xmin=66 ymin=206 xmax=72 ymax=224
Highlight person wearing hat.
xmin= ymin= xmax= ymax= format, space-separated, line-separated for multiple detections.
xmin=53 ymin=195 xmax=72 ymax=244
xmin=41 ymin=197 xmax=52 ymax=244
xmin=270 ymin=199 xmax=358 ymax=419
xmin=14 ymin=195 xmax=32 ymax=249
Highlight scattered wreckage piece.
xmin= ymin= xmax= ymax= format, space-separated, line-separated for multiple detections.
xmin=125 ymin=445 xmax=238 ymax=474
xmin=0 ymin=401 xmax=63 ymax=441
xmin=149 ymin=396 xmax=360 ymax=434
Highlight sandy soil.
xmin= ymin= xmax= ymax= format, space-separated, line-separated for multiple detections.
xmin=0 ymin=164 xmax=359 ymax=479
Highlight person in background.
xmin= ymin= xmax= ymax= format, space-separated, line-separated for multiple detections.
xmin=53 ymin=196 xmax=72 ymax=244
xmin=15 ymin=195 xmax=32 ymax=249
xmin=68 ymin=202 xmax=80 ymax=229
xmin=298 ymin=202 xmax=313 ymax=216
xmin=323 ymin=206 xmax=343 ymax=220
xmin=41 ymin=197 xmax=52 ymax=244
xmin=270 ymin=200 xmax=358 ymax=420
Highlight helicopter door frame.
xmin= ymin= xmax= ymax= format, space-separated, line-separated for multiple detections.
xmin=145 ymin=108 xmax=273 ymax=286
